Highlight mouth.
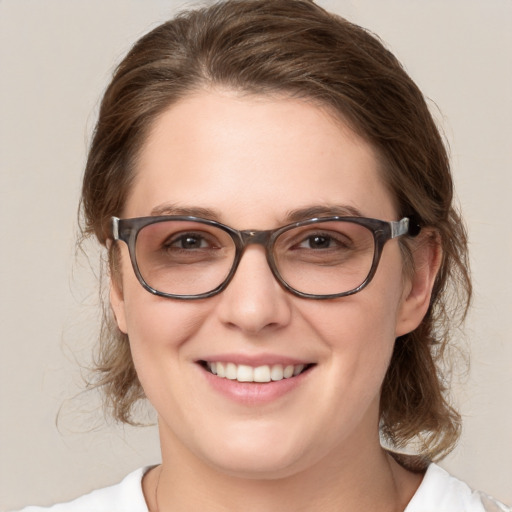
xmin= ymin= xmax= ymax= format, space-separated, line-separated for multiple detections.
xmin=199 ymin=361 xmax=314 ymax=383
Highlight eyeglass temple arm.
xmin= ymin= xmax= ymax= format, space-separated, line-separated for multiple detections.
xmin=391 ymin=217 xmax=421 ymax=238
xmin=111 ymin=217 xmax=120 ymax=240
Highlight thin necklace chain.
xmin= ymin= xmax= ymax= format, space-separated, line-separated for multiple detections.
xmin=153 ymin=466 xmax=161 ymax=512
xmin=151 ymin=463 xmax=404 ymax=511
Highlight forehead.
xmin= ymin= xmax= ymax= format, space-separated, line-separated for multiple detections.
xmin=127 ymin=89 xmax=396 ymax=226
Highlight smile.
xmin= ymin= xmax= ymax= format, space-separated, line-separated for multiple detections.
xmin=203 ymin=361 xmax=311 ymax=383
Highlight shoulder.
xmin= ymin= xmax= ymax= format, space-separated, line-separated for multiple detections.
xmin=16 ymin=467 xmax=150 ymax=512
xmin=406 ymin=463 xmax=511 ymax=512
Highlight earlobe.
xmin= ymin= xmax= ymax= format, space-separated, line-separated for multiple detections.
xmin=395 ymin=230 xmax=442 ymax=337
xmin=110 ymin=279 xmax=128 ymax=334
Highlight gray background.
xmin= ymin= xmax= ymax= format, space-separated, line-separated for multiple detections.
xmin=1 ymin=0 xmax=511 ymax=509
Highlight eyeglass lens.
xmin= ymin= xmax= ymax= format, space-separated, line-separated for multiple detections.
xmin=134 ymin=219 xmax=376 ymax=297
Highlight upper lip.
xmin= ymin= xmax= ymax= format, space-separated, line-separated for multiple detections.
xmin=197 ymin=353 xmax=313 ymax=367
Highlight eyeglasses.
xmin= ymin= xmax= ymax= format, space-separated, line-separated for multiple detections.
xmin=111 ymin=215 xmax=419 ymax=300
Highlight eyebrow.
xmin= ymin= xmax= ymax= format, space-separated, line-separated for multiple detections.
xmin=150 ymin=204 xmax=222 ymax=219
xmin=149 ymin=203 xmax=365 ymax=224
xmin=285 ymin=204 xmax=364 ymax=222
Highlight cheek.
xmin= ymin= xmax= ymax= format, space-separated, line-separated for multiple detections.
xmin=297 ymin=253 xmax=406 ymax=389
xmin=124 ymin=293 xmax=206 ymax=356
xmin=300 ymin=270 xmax=404 ymax=354
xmin=300 ymin=296 xmax=398 ymax=378
xmin=114 ymin=245 xmax=208 ymax=349
xmin=116 ymin=262 xmax=208 ymax=387
xmin=121 ymin=293 xmax=216 ymax=425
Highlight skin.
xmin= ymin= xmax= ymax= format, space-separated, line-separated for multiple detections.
xmin=110 ymin=89 xmax=440 ymax=512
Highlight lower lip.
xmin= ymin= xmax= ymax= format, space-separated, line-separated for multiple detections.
xmin=199 ymin=365 xmax=312 ymax=405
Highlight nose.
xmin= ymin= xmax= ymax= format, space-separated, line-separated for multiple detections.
xmin=216 ymin=245 xmax=292 ymax=335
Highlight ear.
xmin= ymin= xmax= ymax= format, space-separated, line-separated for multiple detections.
xmin=395 ymin=230 xmax=442 ymax=337
xmin=108 ymin=250 xmax=128 ymax=334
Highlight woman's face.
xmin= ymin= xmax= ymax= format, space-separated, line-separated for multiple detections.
xmin=111 ymin=90 xmax=422 ymax=478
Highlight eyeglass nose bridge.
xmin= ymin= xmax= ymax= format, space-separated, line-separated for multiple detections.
xmin=229 ymin=228 xmax=278 ymax=270
xmin=234 ymin=227 xmax=334 ymax=300
xmin=222 ymin=228 xmax=284 ymax=292
xmin=239 ymin=229 xmax=273 ymax=246
xmin=235 ymin=229 xmax=276 ymax=265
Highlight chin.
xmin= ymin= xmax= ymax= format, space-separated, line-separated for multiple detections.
xmin=205 ymin=451 xmax=308 ymax=481
xmin=191 ymin=422 xmax=320 ymax=480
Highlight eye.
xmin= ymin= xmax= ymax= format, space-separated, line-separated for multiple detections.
xmin=165 ymin=232 xmax=213 ymax=250
xmin=295 ymin=232 xmax=350 ymax=250
xmin=298 ymin=234 xmax=341 ymax=250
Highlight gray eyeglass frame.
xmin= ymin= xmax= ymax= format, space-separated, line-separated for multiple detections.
xmin=111 ymin=215 xmax=419 ymax=300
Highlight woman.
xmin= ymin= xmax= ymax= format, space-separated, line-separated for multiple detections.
xmin=18 ymin=0 xmax=510 ymax=510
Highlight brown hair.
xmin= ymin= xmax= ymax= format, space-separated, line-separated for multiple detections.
xmin=81 ymin=0 xmax=471 ymax=461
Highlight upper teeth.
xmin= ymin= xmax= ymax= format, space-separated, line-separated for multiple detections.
xmin=206 ymin=362 xmax=306 ymax=382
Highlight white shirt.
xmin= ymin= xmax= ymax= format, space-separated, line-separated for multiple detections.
xmin=18 ymin=464 xmax=511 ymax=512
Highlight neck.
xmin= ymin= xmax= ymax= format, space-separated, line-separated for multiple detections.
xmin=144 ymin=425 xmax=423 ymax=512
